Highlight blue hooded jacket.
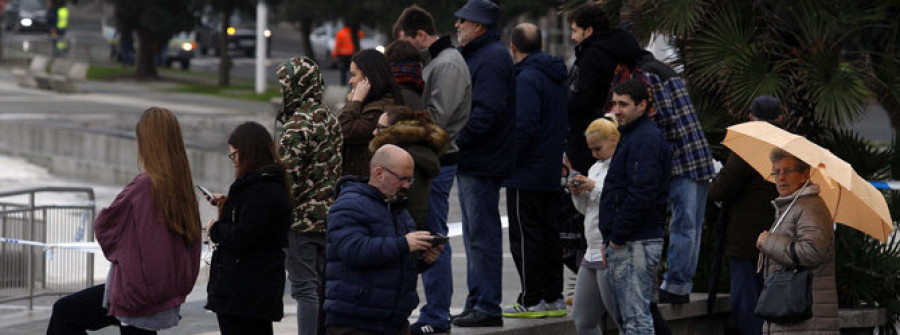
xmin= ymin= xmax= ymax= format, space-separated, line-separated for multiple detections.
xmin=324 ymin=178 xmax=422 ymax=334
xmin=457 ymin=29 xmax=517 ymax=178
xmin=504 ymin=51 xmax=568 ymax=190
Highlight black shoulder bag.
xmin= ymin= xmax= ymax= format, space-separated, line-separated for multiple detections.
xmin=754 ymin=181 xmax=814 ymax=324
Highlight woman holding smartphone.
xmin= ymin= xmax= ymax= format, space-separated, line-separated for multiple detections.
xmin=203 ymin=122 xmax=292 ymax=335
xmin=339 ymin=49 xmax=405 ymax=176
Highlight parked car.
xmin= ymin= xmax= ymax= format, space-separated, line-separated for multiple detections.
xmin=195 ymin=11 xmax=271 ymax=57
xmin=3 ymin=0 xmax=49 ymax=33
xmin=163 ymin=31 xmax=196 ymax=70
xmin=309 ymin=22 xmax=385 ymax=64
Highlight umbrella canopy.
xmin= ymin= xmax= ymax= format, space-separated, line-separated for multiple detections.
xmin=722 ymin=121 xmax=893 ymax=242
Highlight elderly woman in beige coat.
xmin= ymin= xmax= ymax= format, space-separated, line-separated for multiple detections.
xmin=756 ymin=148 xmax=838 ymax=334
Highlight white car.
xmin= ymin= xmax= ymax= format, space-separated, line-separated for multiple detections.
xmin=309 ymin=22 xmax=385 ymax=64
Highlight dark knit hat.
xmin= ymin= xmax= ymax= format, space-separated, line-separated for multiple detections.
xmin=750 ymin=95 xmax=781 ymax=121
xmin=455 ymin=0 xmax=499 ymax=26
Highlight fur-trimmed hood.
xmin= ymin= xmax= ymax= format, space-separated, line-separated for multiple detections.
xmin=368 ymin=120 xmax=449 ymax=156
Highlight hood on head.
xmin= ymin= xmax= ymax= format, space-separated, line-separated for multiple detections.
xmin=584 ymin=29 xmax=644 ymax=67
xmin=275 ymin=57 xmax=325 ymax=124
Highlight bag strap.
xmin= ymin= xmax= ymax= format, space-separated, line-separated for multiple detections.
xmin=789 ymin=242 xmax=803 ymax=270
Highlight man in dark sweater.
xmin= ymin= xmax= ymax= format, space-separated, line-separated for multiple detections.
xmin=708 ymin=96 xmax=782 ymax=335
xmin=598 ymin=79 xmax=669 ymax=334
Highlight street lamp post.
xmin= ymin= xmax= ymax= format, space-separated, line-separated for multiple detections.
xmin=255 ymin=1 xmax=267 ymax=94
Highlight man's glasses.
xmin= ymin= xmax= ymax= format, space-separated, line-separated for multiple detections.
xmin=375 ymin=124 xmax=389 ymax=131
xmin=382 ymin=166 xmax=414 ymax=184
xmin=770 ymin=168 xmax=799 ymax=177
xmin=227 ymin=151 xmax=237 ymax=163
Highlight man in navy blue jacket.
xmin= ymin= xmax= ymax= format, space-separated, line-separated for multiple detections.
xmin=324 ymin=145 xmax=442 ymax=334
xmin=598 ymin=79 xmax=670 ymax=334
xmin=501 ymin=23 xmax=569 ymax=319
xmin=450 ymin=0 xmax=516 ymax=328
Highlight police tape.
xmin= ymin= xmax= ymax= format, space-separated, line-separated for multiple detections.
xmin=869 ymin=181 xmax=900 ymax=190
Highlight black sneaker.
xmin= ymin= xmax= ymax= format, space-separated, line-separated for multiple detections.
xmin=451 ymin=310 xmax=503 ymax=327
xmin=658 ymin=290 xmax=690 ymax=304
xmin=409 ymin=321 xmax=450 ymax=334
xmin=449 ymin=310 xmax=471 ymax=322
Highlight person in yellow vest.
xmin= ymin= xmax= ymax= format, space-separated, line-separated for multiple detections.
xmin=333 ymin=26 xmax=364 ymax=85
xmin=48 ymin=0 xmax=68 ymax=55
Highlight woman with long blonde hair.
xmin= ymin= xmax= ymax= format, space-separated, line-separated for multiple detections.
xmin=47 ymin=107 xmax=202 ymax=335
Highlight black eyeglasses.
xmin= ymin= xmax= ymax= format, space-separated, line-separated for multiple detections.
xmin=227 ymin=151 xmax=238 ymax=163
xmin=375 ymin=124 xmax=389 ymax=131
xmin=381 ymin=166 xmax=414 ymax=184
xmin=457 ymin=18 xmax=468 ymax=24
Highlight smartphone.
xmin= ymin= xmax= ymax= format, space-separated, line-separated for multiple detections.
xmin=431 ymin=233 xmax=449 ymax=247
xmin=196 ymin=185 xmax=216 ymax=205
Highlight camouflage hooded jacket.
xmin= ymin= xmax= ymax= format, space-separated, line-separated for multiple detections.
xmin=276 ymin=57 xmax=343 ymax=233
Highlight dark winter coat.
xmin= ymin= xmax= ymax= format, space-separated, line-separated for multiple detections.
xmin=340 ymin=95 xmax=403 ymax=176
xmin=708 ymin=152 xmax=778 ymax=260
xmin=598 ymin=114 xmax=671 ymax=245
xmin=566 ymin=29 xmax=644 ymax=174
xmin=324 ymin=178 xmax=426 ymax=334
xmin=457 ymin=29 xmax=516 ymax=178
xmin=504 ymin=51 xmax=568 ymax=191
xmin=369 ymin=120 xmax=449 ymax=229
xmin=205 ymin=165 xmax=292 ymax=321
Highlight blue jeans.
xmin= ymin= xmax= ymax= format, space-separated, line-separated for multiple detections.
xmin=661 ymin=177 xmax=708 ymax=295
xmin=416 ymin=164 xmax=456 ymax=328
xmin=286 ymin=231 xmax=326 ymax=335
xmin=730 ymin=257 xmax=764 ymax=335
xmin=604 ymin=238 xmax=663 ymax=335
xmin=457 ymin=172 xmax=503 ymax=316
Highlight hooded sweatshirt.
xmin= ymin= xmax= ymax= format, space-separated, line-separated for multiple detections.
xmin=567 ymin=28 xmax=644 ymax=174
xmin=504 ymin=51 xmax=569 ymax=190
xmin=276 ymin=57 xmax=343 ymax=233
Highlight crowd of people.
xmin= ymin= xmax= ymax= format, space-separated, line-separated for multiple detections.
xmin=44 ymin=0 xmax=840 ymax=334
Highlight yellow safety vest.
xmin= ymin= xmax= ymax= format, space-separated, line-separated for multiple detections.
xmin=57 ymin=7 xmax=68 ymax=30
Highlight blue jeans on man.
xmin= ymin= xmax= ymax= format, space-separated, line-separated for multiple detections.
xmin=605 ymin=238 xmax=663 ymax=335
xmin=457 ymin=172 xmax=503 ymax=316
xmin=661 ymin=177 xmax=708 ymax=296
xmin=730 ymin=257 xmax=764 ymax=335
xmin=286 ymin=231 xmax=326 ymax=335
xmin=415 ymin=164 xmax=457 ymax=329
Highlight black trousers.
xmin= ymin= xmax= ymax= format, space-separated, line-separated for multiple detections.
xmin=216 ymin=313 xmax=273 ymax=335
xmin=506 ymin=187 xmax=563 ymax=307
xmin=46 ymin=284 xmax=156 ymax=335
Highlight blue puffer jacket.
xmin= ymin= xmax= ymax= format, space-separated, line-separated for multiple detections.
xmin=598 ymin=113 xmax=671 ymax=245
xmin=456 ymin=29 xmax=516 ymax=178
xmin=504 ymin=51 xmax=568 ymax=190
xmin=324 ymin=177 xmax=421 ymax=334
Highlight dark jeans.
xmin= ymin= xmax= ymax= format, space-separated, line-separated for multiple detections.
xmin=416 ymin=164 xmax=456 ymax=328
xmin=46 ymin=284 xmax=156 ymax=335
xmin=286 ymin=231 xmax=327 ymax=335
xmin=730 ymin=257 xmax=764 ymax=335
xmin=457 ymin=172 xmax=503 ymax=316
xmin=337 ymin=55 xmax=352 ymax=85
xmin=216 ymin=313 xmax=273 ymax=335
xmin=506 ymin=187 xmax=563 ymax=306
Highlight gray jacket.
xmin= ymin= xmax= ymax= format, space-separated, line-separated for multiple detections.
xmin=760 ymin=183 xmax=838 ymax=334
xmin=422 ymin=36 xmax=471 ymax=159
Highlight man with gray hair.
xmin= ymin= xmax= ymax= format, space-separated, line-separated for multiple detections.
xmin=708 ymin=95 xmax=782 ymax=335
xmin=501 ymin=22 xmax=569 ymax=319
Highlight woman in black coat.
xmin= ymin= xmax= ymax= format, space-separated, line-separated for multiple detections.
xmin=203 ymin=122 xmax=292 ymax=335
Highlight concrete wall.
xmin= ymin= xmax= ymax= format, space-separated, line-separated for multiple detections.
xmin=0 ymin=121 xmax=234 ymax=192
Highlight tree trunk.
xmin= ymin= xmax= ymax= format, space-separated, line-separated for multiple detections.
xmin=218 ymin=7 xmax=233 ymax=87
xmin=135 ymin=28 xmax=158 ymax=79
xmin=299 ymin=19 xmax=315 ymax=63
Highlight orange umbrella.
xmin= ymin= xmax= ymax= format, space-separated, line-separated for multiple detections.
xmin=721 ymin=121 xmax=893 ymax=242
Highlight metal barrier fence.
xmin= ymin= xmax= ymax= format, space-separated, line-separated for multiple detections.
xmin=0 ymin=187 xmax=96 ymax=310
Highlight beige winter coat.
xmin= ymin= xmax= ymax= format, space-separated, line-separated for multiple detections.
xmin=759 ymin=183 xmax=839 ymax=334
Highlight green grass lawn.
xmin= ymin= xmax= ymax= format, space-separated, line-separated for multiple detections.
xmin=87 ymin=64 xmax=281 ymax=102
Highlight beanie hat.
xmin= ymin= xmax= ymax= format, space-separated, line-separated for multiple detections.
xmin=750 ymin=95 xmax=781 ymax=121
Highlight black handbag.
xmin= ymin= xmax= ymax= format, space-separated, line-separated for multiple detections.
xmin=754 ymin=242 xmax=813 ymax=324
